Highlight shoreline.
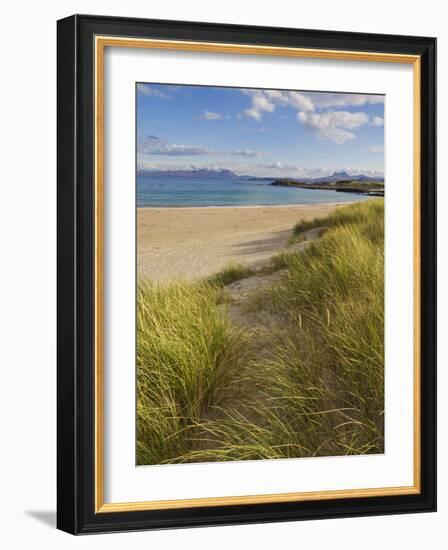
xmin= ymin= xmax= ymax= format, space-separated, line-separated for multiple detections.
xmin=137 ymin=203 xmax=346 ymax=282
xmin=137 ymin=201 xmax=357 ymax=210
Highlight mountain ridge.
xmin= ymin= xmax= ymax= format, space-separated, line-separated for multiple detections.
xmin=137 ymin=168 xmax=384 ymax=184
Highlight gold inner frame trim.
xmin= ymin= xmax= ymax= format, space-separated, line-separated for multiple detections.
xmin=94 ymin=35 xmax=421 ymax=513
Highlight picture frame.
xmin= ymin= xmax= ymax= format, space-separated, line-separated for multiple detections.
xmin=57 ymin=14 xmax=436 ymax=534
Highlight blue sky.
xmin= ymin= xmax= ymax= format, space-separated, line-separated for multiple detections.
xmin=136 ymin=83 xmax=384 ymax=178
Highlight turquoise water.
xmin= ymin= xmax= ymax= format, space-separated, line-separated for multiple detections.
xmin=136 ymin=175 xmax=369 ymax=207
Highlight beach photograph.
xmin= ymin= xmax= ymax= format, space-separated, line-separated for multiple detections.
xmin=136 ymin=83 xmax=385 ymax=465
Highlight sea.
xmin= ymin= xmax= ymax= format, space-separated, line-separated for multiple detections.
xmin=136 ymin=175 xmax=370 ymax=208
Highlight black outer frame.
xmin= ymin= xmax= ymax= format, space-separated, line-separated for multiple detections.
xmin=57 ymin=14 xmax=436 ymax=535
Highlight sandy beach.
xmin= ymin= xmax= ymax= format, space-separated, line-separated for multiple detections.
xmin=137 ymin=203 xmax=345 ymax=282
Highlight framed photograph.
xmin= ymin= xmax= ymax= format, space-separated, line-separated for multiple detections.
xmin=57 ymin=14 xmax=436 ymax=534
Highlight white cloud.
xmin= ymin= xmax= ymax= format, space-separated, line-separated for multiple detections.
xmin=241 ymin=89 xmax=383 ymax=121
xmin=230 ymin=149 xmax=267 ymax=158
xmin=297 ymin=110 xmax=369 ymax=144
xmin=264 ymin=90 xmax=315 ymax=112
xmin=370 ymin=116 xmax=384 ymax=127
xmin=146 ymin=144 xmax=211 ymax=156
xmin=242 ymin=89 xmax=313 ymax=121
xmin=263 ymin=162 xmax=287 ymax=169
xmin=138 ymin=136 xmax=267 ymax=157
xmin=137 ymin=84 xmax=171 ymax=99
xmin=260 ymin=165 xmax=315 ymax=178
xmin=200 ymin=110 xmax=223 ymax=120
xmin=243 ymin=91 xmax=276 ymax=120
xmin=244 ymin=109 xmax=262 ymax=121
xmin=362 ymin=145 xmax=384 ymax=153
xmin=240 ymin=89 xmax=381 ymax=145
xmin=353 ymin=168 xmax=384 ymax=177
xmin=307 ymin=93 xmax=384 ymax=109
xmin=138 ymin=163 xmax=227 ymax=172
xmin=319 ymin=127 xmax=356 ymax=144
xmin=308 ymin=111 xmax=369 ymax=130
xmin=258 ymin=163 xmax=332 ymax=178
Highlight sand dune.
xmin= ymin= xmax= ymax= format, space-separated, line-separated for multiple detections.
xmin=137 ymin=204 xmax=344 ymax=282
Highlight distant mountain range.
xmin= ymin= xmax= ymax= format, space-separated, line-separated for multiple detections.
xmin=137 ymin=168 xmax=384 ymax=184
xmin=301 ymin=171 xmax=384 ymax=184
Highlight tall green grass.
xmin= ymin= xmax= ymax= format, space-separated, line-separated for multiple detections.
xmin=180 ymin=200 xmax=385 ymax=461
xmin=292 ymin=199 xmax=383 ymax=237
xmin=136 ymin=281 xmax=247 ymax=464
xmin=207 ymin=262 xmax=255 ymax=287
xmin=137 ymin=200 xmax=385 ymax=464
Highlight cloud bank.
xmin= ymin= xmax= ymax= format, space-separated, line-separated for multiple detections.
xmin=138 ymin=136 xmax=267 ymax=158
xmin=241 ymin=89 xmax=383 ymax=144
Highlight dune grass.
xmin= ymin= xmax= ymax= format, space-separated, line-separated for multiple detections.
xmin=292 ymin=199 xmax=382 ymax=237
xmin=137 ymin=199 xmax=384 ymax=464
xmin=207 ymin=251 xmax=295 ymax=288
xmin=136 ymin=281 xmax=248 ymax=464
xmin=207 ymin=262 xmax=255 ymax=287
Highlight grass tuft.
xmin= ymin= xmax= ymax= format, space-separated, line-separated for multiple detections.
xmin=207 ymin=262 xmax=255 ymax=287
